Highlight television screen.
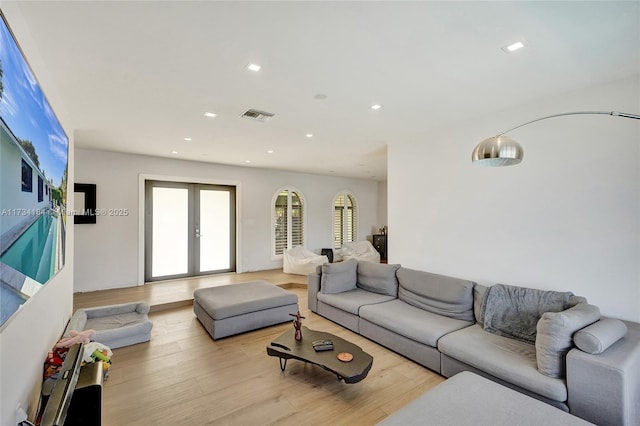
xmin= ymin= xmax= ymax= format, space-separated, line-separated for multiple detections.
xmin=0 ymin=12 xmax=69 ymax=328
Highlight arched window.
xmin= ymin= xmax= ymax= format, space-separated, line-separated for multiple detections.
xmin=333 ymin=192 xmax=357 ymax=249
xmin=273 ymin=188 xmax=305 ymax=256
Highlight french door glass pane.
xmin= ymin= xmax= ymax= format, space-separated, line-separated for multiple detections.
xmin=199 ymin=189 xmax=230 ymax=272
xmin=152 ymin=187 xmax=189 ymax=277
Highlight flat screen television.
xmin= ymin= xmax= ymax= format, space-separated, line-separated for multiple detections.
xmin=0 ymin=11 xmax=69 ymax=328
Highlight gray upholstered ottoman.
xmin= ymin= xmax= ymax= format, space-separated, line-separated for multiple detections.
xmin=194 ymin=281 xmax=299 ymax=340
xmin=378 ymin=371 xmax=593 ymax=425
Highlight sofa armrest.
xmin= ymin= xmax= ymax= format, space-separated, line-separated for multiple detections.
xmin=308 ymin=270 xmax=321 ymax=312
xmin=566 ymin=320 xmax=640 ymax=426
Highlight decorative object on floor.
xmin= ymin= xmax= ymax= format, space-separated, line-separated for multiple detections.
xmin=194 ymin=280 xmax=298 ymax=340
xmin=64 ymin=301 xmax=153 ymax=349
xmin=471 ymin=111 xmax=640 ymax=167
xmin=340 ymin=240 xmax=381 ymax=263
xmin=290 ymin=310 xmax=305 ymax=341
xmin=266 ymin=326 xmax=373 ymax=383
xmin=283 ymin=245 xmax=329 ymax=275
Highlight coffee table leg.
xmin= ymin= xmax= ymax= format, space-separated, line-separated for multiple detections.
xmin=279 ymin=357 xmax=288 ymax=372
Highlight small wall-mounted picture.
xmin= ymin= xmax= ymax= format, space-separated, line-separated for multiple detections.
xmin=74 ymin=183 xmax=97 ymax=224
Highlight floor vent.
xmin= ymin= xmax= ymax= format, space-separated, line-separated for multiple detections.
xmin=240 ymin=109 xmax=275 ymax=121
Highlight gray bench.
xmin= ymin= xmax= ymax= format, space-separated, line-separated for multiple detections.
xmin=193 ymin=281 xmax=299 ymax=340
xmin=378 ymin=371 xmax=593 ymax=425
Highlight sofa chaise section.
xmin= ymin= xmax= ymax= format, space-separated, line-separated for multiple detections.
xmin=438 ymin=323 xmax=568 ymax=409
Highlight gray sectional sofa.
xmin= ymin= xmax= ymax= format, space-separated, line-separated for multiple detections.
xmin=308 ymin=259 xmax=640 ymax=426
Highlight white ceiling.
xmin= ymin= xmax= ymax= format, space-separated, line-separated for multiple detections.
xmin=4 ymin=1 xmax=639 ymax=180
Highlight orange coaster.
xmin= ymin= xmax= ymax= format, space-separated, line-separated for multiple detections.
xmin=337 ymin=352 xmax=353 ymax=362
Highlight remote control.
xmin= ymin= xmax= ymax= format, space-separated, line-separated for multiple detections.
xmin=313 ymin=344 xmax=333 ymax=351
xmin=312 ymin=339 xmax=334 ymax=351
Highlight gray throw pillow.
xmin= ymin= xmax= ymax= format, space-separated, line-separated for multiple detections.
xmin=535 ymin=303 xmax=600 ymax=378
xmin=320 ymin=259 xmax=357 ymax=294
xmin=356 ymin=261 xmax=401 ymax=297
xmin=574 ymin=318 xmax=628 ymax=354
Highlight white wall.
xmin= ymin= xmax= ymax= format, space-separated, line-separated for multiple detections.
xmin=377 ymin=180 xmax=388 ymax=231
xmin=389 ymin=75 xmax=640 ymax=322
xmin=74 ymin=149 xmax=379 ymax=292
xmin=0 ymin=5 xmax=76 ymax=426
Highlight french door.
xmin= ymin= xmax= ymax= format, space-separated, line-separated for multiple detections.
xmin=144 ymin=181 xmax=236 ymax=282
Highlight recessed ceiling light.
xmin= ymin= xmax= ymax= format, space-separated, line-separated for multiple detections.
xmin=305 ymin=133 xmax=313 ymax=138
xmin=267 ymin=150 xmax=274 ymax=154
xmin=184 ymin=137 xmax=192 ymax=141
xmin=204 ymin=112 xmax=217 ymax=118
xmin=371 ymin=104 xmax=382 ymax=110
xmin=171 ymin=151 xmax=178 ymax=154
xmin=245 ymin=160 xmax=251 ymax=163
xmin=502 ymin=41 xmax=525 ymax=53
xmin=247 ymin=63 xmax=261 ymax=72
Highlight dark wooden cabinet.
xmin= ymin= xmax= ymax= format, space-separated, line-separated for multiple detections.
xmin=372 ymin=234 xmax=387 ymax=261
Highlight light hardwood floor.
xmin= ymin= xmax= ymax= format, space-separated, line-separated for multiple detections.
xmin=74 ymin=272 xmax=444 ymax=426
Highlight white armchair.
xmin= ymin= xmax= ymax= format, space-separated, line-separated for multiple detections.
xmin=283 ymin=246 xmax=329 ymax=275
xmin=341 ymin=241 xmax=381 ymax=263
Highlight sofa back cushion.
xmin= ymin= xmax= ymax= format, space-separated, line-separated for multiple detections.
xmin=397 ymin=268 xmax=475 ymax=322
xmin=320 ymin=258 xmax=357 ymax=294
xmin=473 ymin=284 xmax=488 ymax=324
xmin=535 ymin=302 xmax=600 ymax=378
xmin=356 ymin=261 xmax=401 ymax=297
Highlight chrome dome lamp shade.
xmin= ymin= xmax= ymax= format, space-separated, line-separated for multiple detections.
xmin=471 ymin=135 xmax=523 ymax=167
xmin=472 ymin=111 xmax=639 ymax=167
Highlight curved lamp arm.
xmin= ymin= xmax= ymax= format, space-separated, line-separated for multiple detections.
xmin=473 ymin=111 xmax=640 ymax=167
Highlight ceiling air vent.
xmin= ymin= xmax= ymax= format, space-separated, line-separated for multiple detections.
xmin=240 ymin=108 xmax=275 ymax=121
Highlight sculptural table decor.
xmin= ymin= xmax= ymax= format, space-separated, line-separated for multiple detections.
xmin=290 ymin=311 xmax=305 ymax=341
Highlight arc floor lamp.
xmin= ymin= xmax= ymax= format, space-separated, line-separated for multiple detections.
xmin=472 ymin=111 xmax=640 ymax=167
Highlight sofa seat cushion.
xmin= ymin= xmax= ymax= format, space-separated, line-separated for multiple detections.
xmin=438 ymin=324 xmax=567 ymax=402
xmin=317 ymin=289 xmax=395 ymax=315
xmin=360 ymin=299 xmax=473 ymax=347
xmin=85 ymin=311 xmax=148 ymax=331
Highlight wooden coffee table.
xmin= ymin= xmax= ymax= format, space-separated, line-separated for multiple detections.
xmin=266 ymin=326 xmax=373 ymax=384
